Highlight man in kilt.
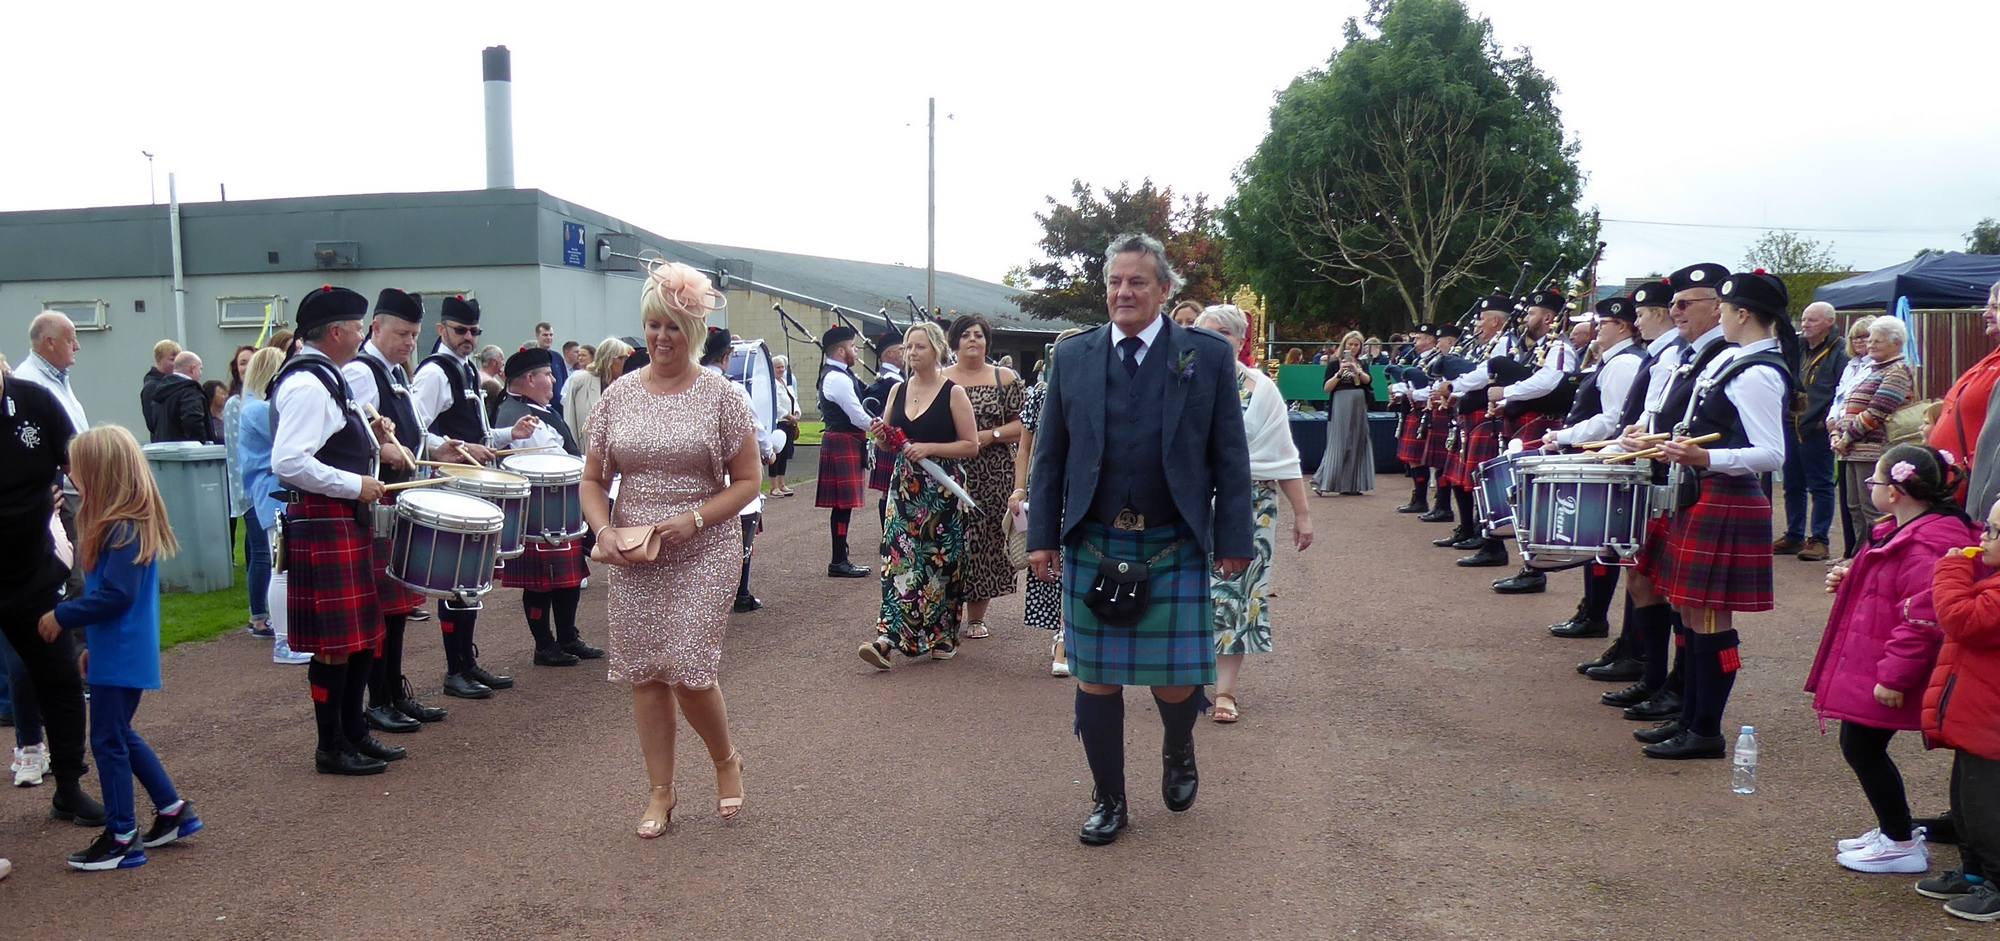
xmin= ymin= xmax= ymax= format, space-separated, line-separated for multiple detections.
xmin=1434 ymin=301 xmax=1517 ymax=561
xmin=270 ymin=286 xmax=404 ymax=776
xmin=341 ymin=289 xmax=448 ymax=737
xmin=817 ymin=326 xmax=874 ymax=578
xmin=1485 ymin=289 xmax=1582 ymax=592
xmin=1416 ymin=325 xmax=1468 ymax=525
xmin=1612 ymin=264 xmax=1737 ymax=747
xmin=1028 ymin=233 xmax=1253 ymax=847
xmin=864 ymin=332 xmax=904 ymax=531
xmin=490 ymin=348 xmax=605 ymax=668
xmin=1391 ymin=324 xmax=1439 ymax=514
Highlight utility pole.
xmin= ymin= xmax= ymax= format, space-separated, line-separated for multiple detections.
xmin=142 ymin=151 xmax=156 ymax=204
xmin=927 ymin=97 xmax=936 ymax=314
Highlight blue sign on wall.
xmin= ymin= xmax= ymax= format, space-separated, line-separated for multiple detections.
xmin=562 ymin=221 xmax=586 ymax=268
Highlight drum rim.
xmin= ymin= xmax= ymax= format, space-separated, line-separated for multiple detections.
xmin=1525 ymin=465 xmax=1653 ymax=484
xmin=502 ymin=453 xmax=585 ymax=484
xmin=398 ymin=489 xmax=506 ymax=533
xmin=441 ymin=473 xmax=531 ymax=498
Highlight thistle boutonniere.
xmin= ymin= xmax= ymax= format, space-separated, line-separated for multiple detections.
xmin=1176 ymin=348 xmax=1198 ymax=384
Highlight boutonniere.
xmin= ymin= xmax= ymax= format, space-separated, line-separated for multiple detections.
xmin=1176 ymin=349 xmax=1198 ymax=384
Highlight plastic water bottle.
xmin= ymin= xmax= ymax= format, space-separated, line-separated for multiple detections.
xmin=1732 ymin=726 xmax=1759 ymax=795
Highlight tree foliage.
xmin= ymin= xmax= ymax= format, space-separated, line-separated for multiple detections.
xmin=1969 ymin=217 xmax=2000 ymax=255
xmin=1015 ymin=179 xmax=1234 ymax=324
xmin=1223 ymin=0 xmax=1589 ymax=335
xmin=1740 ymin=229 xmax=1849 ymax=316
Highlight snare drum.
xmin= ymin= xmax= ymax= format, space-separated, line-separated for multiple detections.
xmin=1518 ymin=462 xmax=1653 ymax=568
xmin=1473 ymin=452 xmax=1530 ymax=537
xmin=385 ymin=490 xmax=505 ymax=607
xmin=439 ymin=465 xmax=532 ymax=559
xmin=503 ymin=453 xmax=586 ymax=545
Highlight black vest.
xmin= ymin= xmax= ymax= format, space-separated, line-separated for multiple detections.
xmin=1566 ymin=342 xmax=1649 ymax=426
xmin=818 ymin=363 xmax=869 ymax=433
xmin=1456 ymin=333 xmax=1509 ymax=415
xmin=1090 ymin=336 xmax=1178 ymax=527
xmin=1505 ymin=335 xmax=1579 ymax=419
xmin=272 ymin=354 xmax=377 ymax=482
xmin=1618 ymin=339 xmax=1679 ymax=433
xmin=353 ymin=352 xmax=423 ymax=481
xmin=420 ymin=352 xmax=486 ymax=441
xmin=1687 ymin=351 xmax=1796 ymax=458
xmin=1657 ymin=339 xmax=1735 ymax=435
xmin=493 ymin=394 xmax=581 ymax=455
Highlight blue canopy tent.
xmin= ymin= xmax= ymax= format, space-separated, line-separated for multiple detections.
xmin=1813 ymin=252 xmax=2000 ymax=311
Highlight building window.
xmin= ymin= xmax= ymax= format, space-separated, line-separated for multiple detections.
xmin=219 ymin=295 xmax=286 ymax=329
xmin=43 ymin=300 xmax=107 ymax=332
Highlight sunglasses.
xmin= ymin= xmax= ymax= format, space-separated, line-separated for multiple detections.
xmin=1672 ymin=297 xmax=1718 ymax=312
xmin=448 ymin=324 xmax=484 ymax=337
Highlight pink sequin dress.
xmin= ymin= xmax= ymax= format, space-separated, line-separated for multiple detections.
xmin=585 ymin=368 xmax=755 ymax=688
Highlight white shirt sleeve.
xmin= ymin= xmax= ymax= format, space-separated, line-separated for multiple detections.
xmin=1553 ymin=352 xmax=1641 ymax=446
xmin=488 ymin=403 xmax=567 ymax=451
xmin=341 ymin=360 xmax=381 ymax=412
xmin=272 ymin=371 xmax=364 ymax=500
xmin=410 ymin=359 xmax=456 ymax=431
xmin=1706 ymin=366 xmax=1788 ymax=476
xmin=821 ymin=369 xmax=874 ymax=428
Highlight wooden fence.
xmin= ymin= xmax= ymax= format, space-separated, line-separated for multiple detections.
xmin=1837 ymin=307 xmax=1988 ymax=401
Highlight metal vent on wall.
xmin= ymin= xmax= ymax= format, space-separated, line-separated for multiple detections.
xmin=311 ymin=240 xmax=360 ymax=269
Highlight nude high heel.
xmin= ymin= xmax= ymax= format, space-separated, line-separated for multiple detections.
xmin=715 ymin=752 xmax=745 ymax=820
xmin=637 ymin=784 xmax=676 ymax=839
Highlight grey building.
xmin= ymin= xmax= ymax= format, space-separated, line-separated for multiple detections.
xmin=0 ymin=188 xmax=1075 ymax=432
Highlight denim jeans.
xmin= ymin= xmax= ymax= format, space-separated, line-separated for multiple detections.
xmin=89 ymin=685 xmax=180 ymax=835
xmin=1 ymin=634 xmax=45 ymax=749
xmin=1782 ymin=418 xmax=1837 ymax=542
xmin=244 ymin=511 xmax=271 ymax=621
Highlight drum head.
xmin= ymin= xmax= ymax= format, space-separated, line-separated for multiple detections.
xmin=502 ymin=453 xmax=585 ymax=483
xmin=400 ymin=489 xmax=505 ymax=532
xmin=437 ymin=465 xmax=531 ymax=489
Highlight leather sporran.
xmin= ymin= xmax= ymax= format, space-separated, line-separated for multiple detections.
xmin=1078 ymin=539 xmax=1184 ymax=629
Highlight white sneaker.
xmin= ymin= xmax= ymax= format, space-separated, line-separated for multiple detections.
xmin=12 ymin=744 xmax=48 ymax=787
xmin=1836 ymin=827 xmax=1883 ymax=854
xmin=580 ymin=577 xmax=590 ymax=589
xmin=272 ymin=641 xmax=313 ymax=665
xmin=1838 ymin=834 xmax=1929 ymax=874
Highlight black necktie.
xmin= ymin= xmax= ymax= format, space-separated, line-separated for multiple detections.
xmin=392 ymin=364 xmax=409 ymax=386
xmin=463 ymin=361 xmax=478 ymax=388
xmin=1118 ymin=337 xmax=1143 ymax=378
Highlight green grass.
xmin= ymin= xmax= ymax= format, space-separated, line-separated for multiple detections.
xmin=159 ymin=535 xmax=253 ymax=650
xmin=796 ymin=420 xmax=824 ymax=446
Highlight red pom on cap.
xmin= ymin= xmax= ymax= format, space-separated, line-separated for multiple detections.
xmin=455 ymin=294 xmax=464 ymax=300
xmin=321 ymin=284 xmax=332 ymax=292
xmin=1753 ymin=268 xmax=1767 ymax=275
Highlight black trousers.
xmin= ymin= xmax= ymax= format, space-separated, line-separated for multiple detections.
xmin=1839 ymin=722 xmax=1913 ymax=842
xmin=1954 ymin=752 xmax=2000 ymax=879
xmin=0 ymin=589 xmax=87 ymax=782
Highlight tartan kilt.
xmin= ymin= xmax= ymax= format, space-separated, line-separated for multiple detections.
xmin=500 ymin=539 xmax=587 ymax=592
xmin=1445 ymin=414 xmax=1501 ymax=490
xmin=1063 ymin=520 xmax=1214 ymax=687
xmin=1419 ymin=409 xmax=1453 ymax=470
xmin=815 ymin=430 xmax=868 ymax=509
xmin=371 ymin=532 xmax=426 ymax=617
xmin=1395 ymin=410 xmax=1424 ymax=466
xmin=284 ymin=493 xmax=383 ymax=656
xmin=1504 ymin=413 xmax=1561 ymax=449
xmin=1662 ymin=474 xmax=1775 ymax=612
xmin=1632 ymin=515 xmax=1675 ymax=586
xmin=867 ymin=443 xmax=895 ymax=493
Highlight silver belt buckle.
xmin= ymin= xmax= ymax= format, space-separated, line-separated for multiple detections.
xmin=1112 ymin=509 xmax=1148 ymax=532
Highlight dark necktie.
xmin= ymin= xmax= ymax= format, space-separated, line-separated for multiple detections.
xmin=463 ymin=361 xmax=478 ymax=389
xmin=1118 ymin=337 xmax=1143 ymax=378
xmin=392 ymin=364 xmax=409 ymax=387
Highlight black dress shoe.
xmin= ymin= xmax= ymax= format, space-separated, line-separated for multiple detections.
xmin=827 ymin=562 xmax=871 ymax=578
xmin=1550 ymin=618 xmax=1611 ymax=640
xmin=1451 ymin=535 xmax=1487 ymax=552
xmin=395 ymin=697 xmax=448 ymax=723
xmin=365 ymin=704 xmax=421 ymax=734
xmin=442 ymin=673 xmax=493 ymax=699
xmin=1642 ymin=730 xmax=1725 ymax=760
xmin=1432 ymin=529 xmax=1471 ymax=547
xmin=1396 ymin=499 xmax=1429 ymax=514
xmin=1633 ymin=719 xmax=1683 ymax=744
xmin=1492 ymin=571 xmax=1546 ymax=594
xmin=534 ymin=646 xmax=581 ymax=667
xmin=407 ymin=609 xmax=431 ymax=622
xmin=1418 ymin=506 xmax=1455 ymax=523
xmin=1162 ymin=742 xmax=1199 ymax=812
xmin=351 ymin=735 xmax=407 ymax=762
xmin=315 ymin=748 xmax=389 ymax=776
xmin=1585 ymin=658 xmax=1645 ymax=682
xmin=732 ymin=595 xmax=763 ymax=613
xmin=1457 ymin=546 xmax=1507 ymax=567
xmin=1623 ymin=690 xmax=1682 ymax=721
xmin=560 ymin=639 xmax=606 ymax=660
xmin=467 ymin=664 xmax=513 ymax=690
xmin=1601 ymin=682 xmax=1654 ymax=708
xmin=1079 ymin=793 xmax=1129 ymax=846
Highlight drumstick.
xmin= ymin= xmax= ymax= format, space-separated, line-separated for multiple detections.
xmin=415 ymin=459 xmax=480 ymax=469
xmin=1574 ymin=432 xmax=1670 ymax=451
xmin=361 ymin=404 xmax=420 ymax=470
xmin=490 ymin=445 xmax=560 ymax=457
xmin=1602 ymin=433 xmax=1724 ymax=464
xmin=383 ymin=478 xmax=455 ymax=493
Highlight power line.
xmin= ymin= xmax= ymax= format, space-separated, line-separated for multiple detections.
xmin=1601 ymin=217 xmax=1965 ymax=236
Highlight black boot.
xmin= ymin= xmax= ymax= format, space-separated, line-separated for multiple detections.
xmin=51 ymin=776 xmax=107 ymax=827
xmin=1457 ymin=537 xmax=1508 ymax=567
xmin=1492 ymin=566 xmax=1546 ymax=594
xmin=1396 ymin=477 xmax=1430 ymax=514
xmin=1155 ymin=691 xmax=1207 ymax=813
xmin=1075 ymin=689 xmax=1128 ymax=846
xmin=1418 ymin=484 xmax=1456 ymax=522
xmin=1555 ymin=570 xmax=1619 ymax=639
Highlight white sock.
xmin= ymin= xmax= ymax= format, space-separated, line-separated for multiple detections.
xmin=160 ymin=799 xmax=185 ymax=815
xmin=115 ymin=829 xmax=138 ymax=843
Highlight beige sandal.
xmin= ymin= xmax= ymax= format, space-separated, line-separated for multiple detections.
xmin=1213 ymin=694 xmax=1240 ymax=724
xmin=965 ymin=620 xmax=991 ymax=639
xmin=637 ymin=784 xmax=676 ymax=839
xmin=715 ymin=752 xmax=746 ymax=820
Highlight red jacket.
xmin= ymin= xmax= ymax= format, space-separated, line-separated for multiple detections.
xmin=1924 ymin=553 xmax=2000 ymax=759
xmin=1932 ymin=347 xmax=2000 ymax=497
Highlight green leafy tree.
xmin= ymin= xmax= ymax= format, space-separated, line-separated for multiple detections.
xmin=1740 ymin=229 xmax=1848 ymax=316
xmin=1969 ymin=218 xmax=2000 ymax=255
xmin=1015 ymin=180 xmax=1233 ymax=324
xmin=1223 ymin=0 xmax=1589 ymax=335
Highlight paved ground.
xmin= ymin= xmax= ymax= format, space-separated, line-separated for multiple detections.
xmin=0 ymin=482 xmax=1971 ymax=938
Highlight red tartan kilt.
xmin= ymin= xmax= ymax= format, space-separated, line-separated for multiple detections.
xmin=500 ymin=539 xmax=587 ymax=592
xmin=371 ymin=532 xmax=426 ymax=616
xmin=284 ymin=493 xmax=383 ymax=655
xmin=1504 ymin=413 xmax=1561 ymax=449
xmin=1662 ymin=475 xmax=1774 ymax=612
xmin=867 ymin=445 xmax=895 ymax=492
xmin=1632 ymin=515 xmax=1675 ymax=586
xmin=815 ymin=430 xmax=868 ymax=509
xmin=1420 ymin=410 xmax=1452 ymax=470
xmin=1395 ymin=410 xmax=1424 ymax=465
xmin=1445 ymin=414 xmax=1501 ymax=490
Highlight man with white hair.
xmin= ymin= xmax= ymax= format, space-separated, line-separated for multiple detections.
xmin=17 ymin=312 xmax=88 ymax=600
xmin=150 ymin=351 xmax=214 ymax=444
xmin=1775 ymin=301 xmax=1846 ymax=561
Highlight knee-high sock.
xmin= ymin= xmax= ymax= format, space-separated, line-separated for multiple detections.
xmin=522 ymin=590 xmax=555 ymax=649
xmin=1154 ymin=689 xmax=1211 ymax=752
xmin=460 ymin=611 xmax=481 ymax=667
xmin=551 ymin=586 xmax=582 ymax=644
xmin=308 ymin=659 xmax=345 ymax=752
xmin=1691 ymin=629 xmax=1741 ymax=738
xmin=1666 ymin=613 xmax=1691 ymax=696
xmin=369 ymin=615 xmax=407 ymax=707
xmin=1073 ymin=688 xmax=1126 ymax=798
xmin=1585 ymin=564 xmax=1622 ymax=626
xmin=342 ymin=649 xmax=375 ymax=744
xmin=1454 ymin=488 xmax=1476 ymax=530
xmin=439 ymin=604 xmax=474 ymax=674
xmin=830 ymin=508 xmax=853 ymax=565
xmin=738 ymin=517 xmax=757 ymax=598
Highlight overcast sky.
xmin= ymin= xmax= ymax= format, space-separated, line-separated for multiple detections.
xmin=5 ymin=0 xmax=1996 ymax=295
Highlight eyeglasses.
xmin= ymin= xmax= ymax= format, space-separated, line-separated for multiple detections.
xmin=1672 ymin=297 xmax=1718 ymax=311
xmin=448 ymin=325 xmax=484 ymax=337
xmin=1866 ymin=478 xmax=1894 ymax=487
xmin=1985 ymin=523 xmax=2000 ymax=540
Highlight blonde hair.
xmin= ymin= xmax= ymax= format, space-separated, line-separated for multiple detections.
xmin=243 ymin=347 xmax=286 ymax=401
xmin=70 ymin=425 xmax=178 ymax=571
xmin=152 ymin=338 xmax=182 ymax=364
xmin=588 ymin=336 xmax=632 ymax=380
xmin=902 ymin=321 xmax=950 ymax=367
xmin=1341 ymin=330 xmax=1365 ymax=352
xmin=640 ymin=261 xmax=723 ymax=365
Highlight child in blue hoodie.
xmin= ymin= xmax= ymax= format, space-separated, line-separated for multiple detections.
xmin=36 ymin=425 xmax=201 ymax=871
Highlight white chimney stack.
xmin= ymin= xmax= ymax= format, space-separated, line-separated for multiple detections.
xmin=483 ymin=45 xmax=514 ymax=189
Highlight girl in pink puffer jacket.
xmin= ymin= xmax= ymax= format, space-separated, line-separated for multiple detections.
xmin=1807 ymin=444 xmax=1978 ymax=875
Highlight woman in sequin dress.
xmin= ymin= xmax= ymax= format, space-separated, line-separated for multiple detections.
xmin=941 ymin=314 xmax=1025 ymax=639
xmin=582 ymin=262 xmax=761 ymax=839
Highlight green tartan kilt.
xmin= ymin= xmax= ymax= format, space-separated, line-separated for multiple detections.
xmin=1063 ymin=519 xmax=1215 ymax=687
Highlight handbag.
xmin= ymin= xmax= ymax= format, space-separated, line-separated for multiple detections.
xmin=1076 ymin=538 xmax=1185 ymax=629
xmin=590 ymin=525 xmax=661 ymax=564
xmin=1006 ymin=502 xmax=1030 ymax=571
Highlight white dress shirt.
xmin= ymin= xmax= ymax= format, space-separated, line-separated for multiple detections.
xmin=1499 ymin=334 xmax=1582 ymax=403
xmin=488 ymin=393 xmax=570 ymax=452
xmin=342 ymin=340 xmax=444 ymax=455
xmin=1695 ymin=337 xmax=1788 ymax=477
xmin=1645 ymin=325 xmax=1729 ymax=434
xmin=1638 ymin=331 xmax=1684 ymax=421
xmin=272 ymin=345 xmax=374 ymax=500
xmin=820 ymin=361 xmax=874 ymax=429
xmin=1551 ymin=338 xmax=1643 ymax=447
xmin=15 ymin=351 xmax=86 ymax=493
xmin=1448 ymin=330 xmax=1515 ymax=393
xmin=1110 ymin=315 xmax=1167 ymax=366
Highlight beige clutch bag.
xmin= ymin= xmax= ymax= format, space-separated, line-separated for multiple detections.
xmin=590 ymin=525 xmax=660 ymax=564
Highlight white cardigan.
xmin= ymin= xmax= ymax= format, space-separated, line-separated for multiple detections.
xmin=1239 ymin=364 xmax=1302 ymax=483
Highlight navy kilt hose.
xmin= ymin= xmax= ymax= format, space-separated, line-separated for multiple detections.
xmin=500 ymin=539 xmax=587 ymax=592
xmin=1395 ymin=410 xmax=1425 ymax=466
xmin=815 ymin=430 xmax=868 ymax=509
xmin=1420 ymin=409 xmax=1453 ymax=470
xmin=284 ymin=492 xmax=383 ymax=656
xmin=1663 ymin=474 xmax=1774 ymax=612
xmin=1063 ymin=520 xmax=1215 ymax=688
